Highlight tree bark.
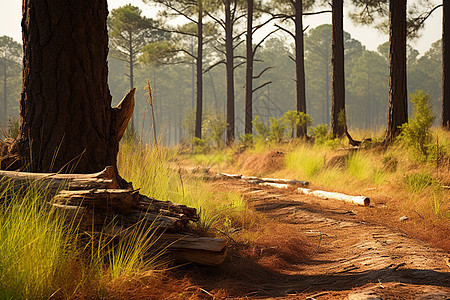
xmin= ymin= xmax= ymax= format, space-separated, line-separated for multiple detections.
xmin=2 ymin=56 xmax=6 ymax=123
xmin=225 ymin=0 xmax=235 ymax=143
xmin=443 ymin=0 xmax=450 ymax=129
xmin=331 ymin=0 xmax=346 ymax=137
xmin=12 ymin=0 xmax=134 ymax=180
xmin=385 ymin=0 xmax=407 ymax=142
xmin=294 ymin=0 xmax=307 ymax=138
xmin=195 ymin=1 xmax=203 ymax=139
xmin=245 ymin=0 xmax=254 ymax=135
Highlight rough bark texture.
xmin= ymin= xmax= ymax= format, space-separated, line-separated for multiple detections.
xmin=331 ymin=0 xmax=346 ymax=138
xmin=294 ymin=0 xmax=307 ymax=138
xmin=195 ymin=2 xmax=203 ymax=139
xmin=11 ymin=0 xmax=133 ymax=178
xmin=225 ymin=0 xmax=235 ymax=143
xmin=245 ymin=0 xmax=253 ymax=135
xmin=385 ymin=0 xmax=407 ymax=142
xmin=443 ymin=0 xmax=450 ymax=129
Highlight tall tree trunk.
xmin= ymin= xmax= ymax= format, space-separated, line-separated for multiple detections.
xmin=325 ymin=48 xmax=330 ymax=125
xmin=385 ymin=0 xmax=407 ymax=142
xmin=295 ymin=0 xmax=307 ymax=138
xmin=443 ymin=0 xmax=450 ymax=129
xmin=129 ymin=34 xmax=135 ymax=131
xmin=2 ymin=58 xmax=6 ymax=123
xmin=245 ymin=0 xmax=253 ymax=135
xmin=225 ymin=0 xmax=235 ymax=143
xmin=14 ymin=0 xmax=134 ymax=177
xmin=195 ymin=1 xmax=203 ymax=139
xmin=331 ymin=0 xmax=346 ymax=137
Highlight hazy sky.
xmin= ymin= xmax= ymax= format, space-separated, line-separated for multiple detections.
xmin=0 ymin=0 xmax=443 ymax=55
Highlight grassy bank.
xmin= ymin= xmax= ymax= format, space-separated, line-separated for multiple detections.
xmin=186 ymin=128 xmax=450 ymax=225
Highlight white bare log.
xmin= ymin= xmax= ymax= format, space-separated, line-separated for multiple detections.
xmin=298 ymin=188 xmax=370 ymax=206
xmin=259 ymin=182 xmax=292 ymax=189
xmin=215 ymin=173 xmax=242 ymax=179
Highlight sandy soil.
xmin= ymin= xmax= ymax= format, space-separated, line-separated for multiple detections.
xmin=183 ymin=178 xmax=450 ymax=299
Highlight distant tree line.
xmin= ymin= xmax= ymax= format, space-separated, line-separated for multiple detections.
xmin=1 ymin=0 xmax=447 ymax=148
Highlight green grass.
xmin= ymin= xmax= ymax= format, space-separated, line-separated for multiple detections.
xmin=285 ymin=145 xmax=325 ymax=178
xmin=0 ymin=182 xmax=75 ymax=299
xmin=118 ymin=142 xmax=251 ymax=235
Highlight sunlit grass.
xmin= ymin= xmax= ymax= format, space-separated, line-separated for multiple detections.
xmin=285 ymin=145 xmax=325 ymax=179
xmin=118 ymin=142 xmax=252 ymax=235
xmin=0 ymin=182 xmax=76 ymax=299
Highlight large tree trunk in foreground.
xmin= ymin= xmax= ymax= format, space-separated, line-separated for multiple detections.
xmin=443 ymin=0 xmax=450 ymax=129
xmin=385 ymin=0 xmax=407 ymax=142
xmin=11 ymin=0 xmax=133 ymax=177
xmin=331 ymin=0 xmax=346 ymax=138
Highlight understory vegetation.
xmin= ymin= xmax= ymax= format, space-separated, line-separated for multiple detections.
xmin=0 ymin=137 xmax=252 ymax=299
xmin=187 ymin=92 xmax=450 ymax=223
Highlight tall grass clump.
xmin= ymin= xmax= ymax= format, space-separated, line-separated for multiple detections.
xmin=0 ymin=182 xmax=76 ymax=299
xmin=118 ymin=141 xmax=251 ymax=234
xmin=285 ymin=145 xmax=325 ymax=178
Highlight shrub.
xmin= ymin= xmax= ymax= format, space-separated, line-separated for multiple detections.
xmin=398 ymin=90 xmax=435 ymax=160
xmin=268 ymin=117 xmax=286 ymax=142
xmin=252 ymin=116 xmax=269 ymax=139
xmin=283 ymin=111 xmax=312 ymax=138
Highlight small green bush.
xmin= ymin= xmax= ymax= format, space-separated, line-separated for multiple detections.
xmin=268 ymin=117 xmax=286 ymax=142
xmin=252 ymin=116 xmax=269 ymax=139
xmin=398 ymin=90 xmax=435 ymax=160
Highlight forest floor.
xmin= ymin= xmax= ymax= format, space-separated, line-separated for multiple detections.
xmin=107 ymin=149 xmax=450 ymax=299
xmin=179 ymin=178 xmax=450 ymax=299
xmin=111 ymin=173 xmax=449 ymax=299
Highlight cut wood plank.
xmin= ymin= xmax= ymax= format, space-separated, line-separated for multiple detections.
xmin=159 ymin=234 xmax=227 ymax=252
xmin=168 ymin=247 xmax=228 ymax=266
xmin=298 ymin=188 xmax=370 ymax=206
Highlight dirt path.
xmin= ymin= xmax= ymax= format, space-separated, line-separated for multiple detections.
xmin=187 ymin=179 xmax=450 ymax=299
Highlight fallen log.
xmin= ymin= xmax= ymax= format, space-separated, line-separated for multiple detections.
xmin=53 ymin=188 xmax=139 ymax=213
xmin=297 ymin=188 xmax=370 ymax=206
xmin=0 ymin=166 xmax=119 ymax=195
xmin=258 ymin=182 xmax=292 ymax=189
xmin=217 ymin=173 xmax=309 ymax=187
xmin=259 ymin=177 xmax=309 ymax=187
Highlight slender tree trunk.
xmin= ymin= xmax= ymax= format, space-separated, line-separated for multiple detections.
xmin=245 ymin=0 xmax=253 ymax=135
xmin=225 ymin=0 xmax=235 ymax=143
xmin=331 ymin=0 xmax=346 ymax=137
xmin=191 ymin=44 xmax=195 ymax=110
xmin=385 ymin=0 xmax=407 ymax=142
xmin=195 ymin=1 xmax=203 ymax=139
xmin=295 ymin=0 xmax=307 ymax=138
xmin=129 ymin=34 xmax=135 ymax=130
xmin=14 ymin=0 xmax=134 ymax=177
xmin=2 ymin=58 xmax=6 ymax=123
xmin=325 ymin=49 xmax=330 ymax=125
xmin=443 ymin=0 xmax=450 ymax=129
